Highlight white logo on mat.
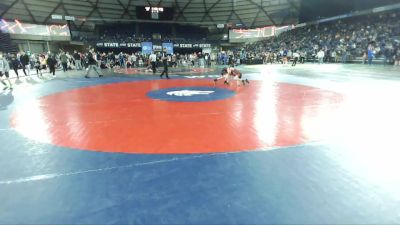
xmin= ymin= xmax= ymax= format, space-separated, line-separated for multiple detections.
xmin=184 ymin=76 xmax=206 ymax=78
xmin=166 ymin=90 xmax=215 ymax=96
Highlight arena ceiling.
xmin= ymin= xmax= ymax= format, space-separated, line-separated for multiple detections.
xmin=0 ymin=0 xmax=300 ymax=30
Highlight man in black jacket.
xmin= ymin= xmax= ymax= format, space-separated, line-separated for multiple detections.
xmin=19 ymin=51 xmax=30 ymax=77
xmin=47 ymin=53 xmax=57 ymax=77
xmin=85 ymin=48 xmax=103 ymax=78
xmin=159 ymin=48 xmax=169 ymax=79
xmin=10 ymin=54 xmax=20 ymax=79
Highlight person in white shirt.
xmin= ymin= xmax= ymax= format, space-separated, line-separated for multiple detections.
xmin=131 ymin=53 xmax=137 ymax=68
xmin=300 ymin=51 xmax=306 ymax=64
xmin=287 ymin=50 xmax=293 ymax=64
xmin=317 ymin=49 xmax=325 ymax=64
xmin=204 ymin=54 xmax=209 ymax=67
xmin=331 ymin=51 xmax=337 ymax=63
xmin=0 ymin=52 xmax=12 ymax=89
xmin=149 ymin=52 xmax=157 ymax=74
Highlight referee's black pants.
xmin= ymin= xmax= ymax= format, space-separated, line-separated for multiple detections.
xmin=160 ymin=64 xmax=169 ymax=78
xmin=151 ymin=62 xmax=156 ymax=74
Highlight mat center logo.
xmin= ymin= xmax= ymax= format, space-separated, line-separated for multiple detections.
xmin=147 ymin=86 xmax=235 ymax=102
xmin=166 ymin=90 xmax=215 ymax=96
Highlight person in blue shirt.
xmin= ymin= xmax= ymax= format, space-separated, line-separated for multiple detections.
xmin=367 ymin=45 xmax=375 ymax=65
xmin=119 ymin=53 xmax=125 ymax=68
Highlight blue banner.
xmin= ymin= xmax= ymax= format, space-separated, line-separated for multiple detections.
xmin=141 ymin=42 xmax=153 ymax=54
xmin=162 ymin=42 xmax=174 ymax=54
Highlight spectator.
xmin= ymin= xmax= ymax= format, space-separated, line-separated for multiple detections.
xmin=317 ymin=49 xmax=325 ymax=64
xmin=368 ymin=45 xmax=375 ymax=65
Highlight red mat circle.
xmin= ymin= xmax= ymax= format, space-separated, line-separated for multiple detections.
xmin=10 ymin=79 xmax=343 ymax=154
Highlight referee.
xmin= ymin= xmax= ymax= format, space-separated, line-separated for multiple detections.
xmin=160 ymin=48 xmax=169 ymax=79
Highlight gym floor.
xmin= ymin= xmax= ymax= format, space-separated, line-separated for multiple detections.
xmin=1 ymin=63 xmax=400 ymax=224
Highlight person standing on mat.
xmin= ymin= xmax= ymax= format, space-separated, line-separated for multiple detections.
xmin=149 ymin=52 xmax=157 ymax=74
xmin=367 ymin=45 xmax=375 ymax=66
xmin=60 ymin=51 xmax=68 ymax=72
xmin=47 ymin=53 xmax=57 ymax=77
xmin=20 ymin=51 xmax=30 ymax=77
xmin=34 ymin=55 xmax=43 ymax=77
xmin=85 ymin=48 xmax=103 ymax=78
xmin=10 ymin=54 xmax=20 ymax=79
xmin=73 ymin=50 xmax=82 ymax=70
xmin=292 ymin=51 xmax=300 ymax=67
xmin=0 ymin=52 xmax=12 ymax=89
xmin=160 ymin=48 xmax=169 ymax=79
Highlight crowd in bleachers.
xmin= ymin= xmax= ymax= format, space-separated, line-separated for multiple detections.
xmin=241 ymin=9 xmax=400 ymax=65
xmin=73 ymin=31 xmax=214 ymax=46
xmin=71 ymin=23 xmax=211 ymax=45
xmin=98 ymin=32 xmax=152 ymax=43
